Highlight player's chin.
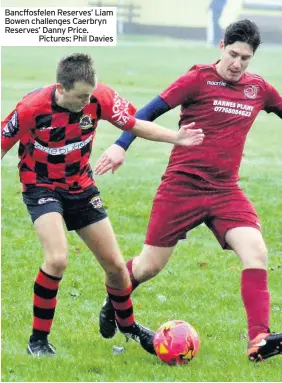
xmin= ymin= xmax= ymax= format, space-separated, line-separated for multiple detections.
xmin=72 ymin=106 xmax=84 ymax=112
xmin=228 ymin=72 xmax=242 ymax=83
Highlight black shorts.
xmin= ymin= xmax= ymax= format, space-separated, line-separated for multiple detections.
xmin=22 ymin=186 xmax=107 ymax=231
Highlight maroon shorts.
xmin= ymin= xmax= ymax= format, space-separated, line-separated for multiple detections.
xmin=145 ymin=174 xmax=261 ymax=249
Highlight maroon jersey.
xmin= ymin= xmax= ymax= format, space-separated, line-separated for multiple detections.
xmin=2 ymin=83 xmax=136 ymax=193
xmin=160 ymin=63 xmax=282 ymax=188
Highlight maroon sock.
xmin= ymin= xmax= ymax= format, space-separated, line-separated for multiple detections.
xmin=126 ymin=258 xmax=140 ymax=291
xmin=32 ymin=268 xmax=61 ymax=341
xmin=241 ymin=269 xmax=270 ymax=341
xmin=106 ymin=284 xmax=135 ymax=331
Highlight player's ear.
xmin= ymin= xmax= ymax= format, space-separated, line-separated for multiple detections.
xmin=56 ymin=83 xmax=64 ymax=95
xmin=219 ymin=40 xmax=225 ymax=50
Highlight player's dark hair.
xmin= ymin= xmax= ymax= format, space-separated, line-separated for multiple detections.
xmin=56 ymin=53 xmax=96 ymax=90
xmin=224 ymin=19 xmax=261 ymax=53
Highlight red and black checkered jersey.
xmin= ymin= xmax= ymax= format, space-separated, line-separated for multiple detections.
xmin=1 ymin=83 xmax=137 ymax=193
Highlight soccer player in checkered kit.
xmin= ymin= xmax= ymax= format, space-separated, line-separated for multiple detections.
xmin=1 ymin=53 xmax=204 ymax=357
xmin=96 ymin=20 xmax=282 ymax=362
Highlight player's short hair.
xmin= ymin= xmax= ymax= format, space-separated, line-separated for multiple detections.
xmin=224 ymin=19 xmax=261 ymax=53
xmin=56 ymin=53 xmax=96 ymax=90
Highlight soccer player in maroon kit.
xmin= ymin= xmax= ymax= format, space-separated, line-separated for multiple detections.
xmin=1 ymin=53 xmax=204 ymax=357
xmin=96 ymin=20 xmax=282 ymax=361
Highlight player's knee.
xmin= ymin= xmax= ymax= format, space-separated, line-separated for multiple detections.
xmin=133 ymin=254 xmax=165 ymax=281
xmin=242 ymin=240 xmax=268 ymax=269
xmin=141 ymin=261 xmax=164 ymax=280
xmin=45 ymin=253 xmax=68 ymax=272
xmin=254 ymin=242 xmax=268 ymax=267
xmin=105 ymin=261 xmax=131 ymax=288
xmin=105 ymin=261 xmax=127 ymax=279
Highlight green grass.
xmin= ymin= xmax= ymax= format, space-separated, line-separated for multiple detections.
xmin=1 ymin=38 xmax=282 ymax=382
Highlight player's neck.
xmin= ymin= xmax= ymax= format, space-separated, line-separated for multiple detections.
xmin=54 ymin=89 xmax=65 ymax=109
xmin=54 ymin=89 xmax=73 ymax=111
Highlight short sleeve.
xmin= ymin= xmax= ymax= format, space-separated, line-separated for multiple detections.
xmin=263 ymin=81 xmax=282 ymax=117
xmin=1 ymin=102 xmax=33 ymax=152
xmin=159 ymin=68 xmax=199 ymax=109
xmin=95 ymin=83 xmax=137 ymax=131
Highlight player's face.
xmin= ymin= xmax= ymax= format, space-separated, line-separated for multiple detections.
xmin=57 ymin=81 xmax=96 ymax=112
xmin=217 ymin=41 xmax=254 ymax=82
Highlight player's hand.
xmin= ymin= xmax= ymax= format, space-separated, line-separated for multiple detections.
xmin=95 ymin=144 xmax=126 ymax=175
xmin=175 ymin=122 xmax=204 ymax=146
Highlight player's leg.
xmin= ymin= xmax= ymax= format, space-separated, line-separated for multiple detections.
xmin=207 ymin=8 xmax=215 ymax=46
xmin=100 ymin=177 xmax=208 ymax=340
xmin=99 ymin=198 xmax=180 ymax=341
xmin=64 ymin=187 xmax=155 ymax=354
xmin=226 ymin=227 xmax=282 ymax=361
xmin=126 ymin=181 xmax=208 ymax=290
xmin=207 ymin=188 xmax=282 ymax=361
xmin=214 ymin=4 xmax=225 ymax=46
xmin=76 ymin=218 xmax=155 ymax=354
xmin=100 ymin=244 xmax=175 ymax=341
xmin=23 ymin=188 xmax=66 ymax=357
xmin=129 ymin=245 xmax=175 ymax=287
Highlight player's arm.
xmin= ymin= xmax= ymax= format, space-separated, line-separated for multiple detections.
xmin=96 ymin=118 xmax=203 ymax=175
xmin=95 ymin=71 xmax=199 ymax=174
xmin=113 ymin=70 xmax=198 ymax=151
xmin=114 ymin=96 xmax=171 ymax=150
xmin=1 ymin=104 xmax=33 ymax=159
xmin=131 ymin=119 xmax=201 ymax=145
xmin=95 ymin=96 xmax=170 ymax=174
xmin=104 ymin=97 xmax=203 ymax=146
xmin=264 ymin=82 xmax=282 ymax=118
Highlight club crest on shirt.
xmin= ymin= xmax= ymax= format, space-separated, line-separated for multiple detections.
xmin=79 ymin=114 xmax=93 ymax=129
xmin=244 ymin=85 xmax=258 ymax=99
xmin=90 ymin=195 xmax=103 ymax=209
